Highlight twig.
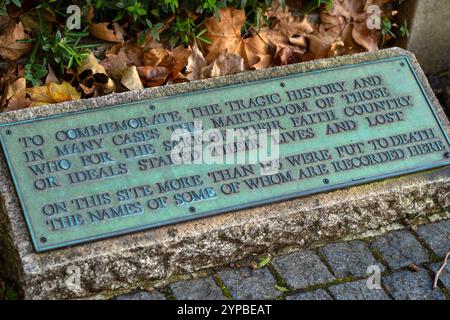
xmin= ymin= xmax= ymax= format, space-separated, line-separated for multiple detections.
xmin=433 ymin=251 xmax=450 ymax=290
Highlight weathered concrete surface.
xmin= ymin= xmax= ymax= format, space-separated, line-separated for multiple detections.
xmin=0 ymin=48 xmax=449 ymax=299
xmin=398 ymin=0 xmax=450 ymax=74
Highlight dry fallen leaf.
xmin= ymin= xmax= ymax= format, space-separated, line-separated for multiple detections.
xmin=0 ymin=21 xmax=32 ymax=61
xmin=186 ymin=44 xmax=208 ymax=81
xmin=79 ymin=53 xmax=108 ymax=79
xmin=169 ymin=46 xmax=192 ymax=79
xmin=28 ymin=82 xmax=81 ymax=106
xmin=44 ymin=64 xmax=59 ymax=86
xmin=205 ymin=7 xmax=274 ymax=69
xmin=186 ymin=44 xmax=245 ymax=80
xmin=206 ymin=52 xmax=245 ymax=78
xmin=79 ymin=53 xmax=116 ymax=93
xmin=327 ymin=0 xmax=380 ymax=51
xmin=49 ymin=82 xmax=81 ymax=103
xmin=263 ymin=3 xmax=315 ymax=65
xmin=101 ymin=50 xmax=130 ymax=80
xmin=20 ymin=8 xmax=56 ymax=33
xmin=2 ymin=77 xmax=31 ymax=112
xmin=270 ymin=2 xmax=315 ymax=38
xmin=0 ymin=14 xmax=11 ymax=30
xmin=205 ymin=7 xmax=246 ymax=63
xmin=308 ymin=25 xmax=345 ymax=59
xmin=121 ymin=66 xmax=144 ymax=91
xmin=143 ymin=46 xmax=191 ymax=80
xmin=101 ymin=42 xmax=144 ymax=81
xmin=87 ymin=7 xmax=126 ymax=43
xmin=143 ymin=48 xmax=170 ymax=67
xmin=265 ymin=28 xmax=308 ymax=65
xmin=242 ymin=31 xmax=273 ymax=69
xmin=137 ymin=66 xmax=170 ymax=87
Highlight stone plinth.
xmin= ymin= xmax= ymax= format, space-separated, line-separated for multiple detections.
xmin=0 ymin=48 xmax=449 ymax=299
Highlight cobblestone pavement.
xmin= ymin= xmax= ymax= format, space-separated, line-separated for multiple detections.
xmin=113 ymin=218 xmax=450 ymax=301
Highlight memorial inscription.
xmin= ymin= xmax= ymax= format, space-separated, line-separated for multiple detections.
xmin=1 ymin=56 xmax=449 ymax=252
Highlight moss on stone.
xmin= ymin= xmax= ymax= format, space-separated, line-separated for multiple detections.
xmin=267 ymin=264 xmax=289 ymax=290
xmin=213 ymin=274 xmax=233 ymax=300
xmin=369 ymin=248 xmax=391 ymax=272
xmin=441 ymin=288 xmax=450 ymax=300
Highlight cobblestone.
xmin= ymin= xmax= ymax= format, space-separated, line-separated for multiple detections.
xmin=416 ymin=220 xmax=450 ymax=257
xmin=170 ymin=277 xmax=225 ymax=300
xmin=319 ymin=240 xmax=384 ymax=278
xmin=370 ymin=230 xmax=429 ymax=270
xmin=383 ymin=270 xmax=446 ymax=300
xmin=286 ymin=289 xmax=332 ymax=300
xmin=429 ymin=262 xmax=450 ymax=291
xmin=115 ymin=290 xmax=166 ymax=300
xmin=328 ymin=280 xmax=391 ymax=300
xmin=217 ymin=268 xmax=280 ymax=300
xmin=272 ymin=251 xmax=335 ymax=290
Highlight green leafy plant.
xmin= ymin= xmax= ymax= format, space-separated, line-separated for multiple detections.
xmin=127 ymin=1 xmax=147 ymax=22
xmin=20 ymin=13 xmax=97 ymax=85
xmin=257 ymin=256 xmax=271 ymax=268
xmin=166 ymin=16 xmax=211 ymax=47
xmin=302 ymin=0 xmax=332 ymax=14
xmin=275 ymin=285 xmax=289 ymax=293
xmin=0 ymin=285 xmax=17 ymax=300
xmin=317 ymin=0 xmax=333 ymax=11
xmin=24 ymin=64 xmax=48 ymax=87
xmin=163 ymin=0 xmax=179 ymax=13
xmin=399 ymin=19 xmax=410 ymax=38
xmin=137 ymin=18 xmax=163 ymax=44
xmin=0 ymin=0 xmax=21 ymax=14
xmin=4 ymin=0 xmax=22 ymax=7
xmin=381 ymin=15 xmax=395 ymax=44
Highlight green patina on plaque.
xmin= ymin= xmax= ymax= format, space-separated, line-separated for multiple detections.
xmin=1 ymin=56 xmax=450 ymax=252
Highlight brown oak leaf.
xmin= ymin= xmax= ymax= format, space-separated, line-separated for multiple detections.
xmin=169 ymin=46 xmax=192 ymax=79
xmin=88 ymin=7 xmax=126 ymax=43
xmin=137 ymin=66 xmax=170 ymax=87
xmin=143 ymin=46 xmax=191 ymax=80
xmin=186 ymin=44 xmax=208 ymax=81
xmin=2 ymin=77 xmax=31 ymax=112
xmin=242 ymin=31 xmax=273 ymax=70
xmin=205 ymin=7 xmax=273 ymax=69
xmin=326 ymin=0 xmax=380 ymax=51
xmin=205 ymin=8 xmax=246 ymax=63
xmin=264 ymin=3 xmax=315 ymax=65
xmin=101 ymin=48 xmax=134 ymax=80
xmin=204 ymin=52 xmax=245 ymax=78
xmin=186 ymin=44 xmax=245 ymax=80
xmin=0 ymin=21 xmax=32 ymax=61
